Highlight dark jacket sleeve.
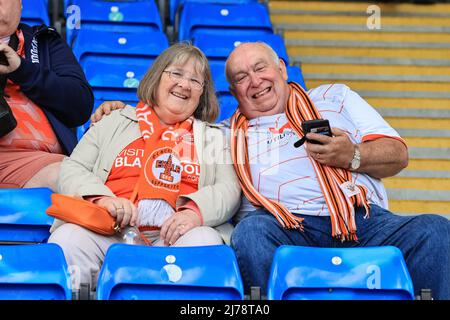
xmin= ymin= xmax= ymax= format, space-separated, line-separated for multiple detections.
xmin=8 ymin=33 xmax=94 ymax=128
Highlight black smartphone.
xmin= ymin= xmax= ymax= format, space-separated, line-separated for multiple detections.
xmin=0 ymin=51 xmax=8 ymax=66
xmin=294 ymin=119 xmax=332 ymax=147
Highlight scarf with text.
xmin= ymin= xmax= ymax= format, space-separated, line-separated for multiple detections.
xmin=230 ymin=82 xmax=370 ymax=241
xmin=132 ymin=102 xmax=194 ymax=209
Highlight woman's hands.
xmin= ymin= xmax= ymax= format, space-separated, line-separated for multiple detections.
xmin=160 ymin=209 xmax=201 ymax=246
xmin=94 ymin=196 xmax=138 ymax=228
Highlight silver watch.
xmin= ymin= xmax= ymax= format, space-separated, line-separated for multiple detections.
xmin=349 ymin=145 xmax=361 ymax=171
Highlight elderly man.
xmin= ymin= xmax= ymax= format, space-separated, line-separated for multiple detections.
xmin=225 ymin=42 xmax=450 ymax=299
xmin=0 ymin=0 xmax=93 ymax=191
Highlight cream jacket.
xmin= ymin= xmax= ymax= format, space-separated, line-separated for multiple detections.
xmin=53 ymin=106 xmax=241 ymax=244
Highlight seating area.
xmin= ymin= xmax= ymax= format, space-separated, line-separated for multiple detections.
xmin=8 ymin=0 xmax=447 ymax=301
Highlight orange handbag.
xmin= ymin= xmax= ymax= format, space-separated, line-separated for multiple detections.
xmin=46 ymin=194 xmax=121 ymax=236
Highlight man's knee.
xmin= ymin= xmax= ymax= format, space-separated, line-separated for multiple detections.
xmin=413 ymin=214 xmax=450 ymax=244
xmin=231 ymin=213 xmax=275 ymax=248
xmin=24 ymin=161 xmax=62 ymax=191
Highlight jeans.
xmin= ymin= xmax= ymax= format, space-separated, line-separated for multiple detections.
xmin=230 ymin=205 xmax=450 ymax=299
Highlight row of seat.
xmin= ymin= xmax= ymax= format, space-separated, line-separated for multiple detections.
xmin=0 ymin=188 xmax=415 ymax=300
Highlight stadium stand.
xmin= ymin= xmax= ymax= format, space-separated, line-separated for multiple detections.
xmin=0 ymin=243 xmax=71 ymax=300
xmin=11 ymin=0 xmax=450 ymax=302
xmin=65 ymin=0 xmax=163 ymax=46
xmin=21 ymin=0 xmax=50 ymax=26
xmin=96 ymin=244 xmax=244 ymax=300
xmin=267 ymin=245 xmax=415 ymax=300
xmin=0 ymin=188 xmax=54 ymax=244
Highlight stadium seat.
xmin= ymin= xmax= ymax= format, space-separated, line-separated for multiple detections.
xmin=73 ymin=29 xmax=169 ymax=109
xmin=178 ymin=2 xmax=273 ymax=41
xmin=0 ymin=188 xmax=54 ymax=244
xmin=0 ymin=243 xmax=71 ymax=300
xmin=21 ymin=0 xmax=50 ymax=26
xmin=96 ymin=244 xmax=244 ymax=300
xmin=267 ymin=245 xmax=415 ymax=300
xmin=194 ymin=33 xmax=289 ymax=65
xmin=169 ymin=0 xmax=258 ymax=25
xmin=287 ymin=66 xmax=307 ymax=90
xmin=65 ymin=0 xmax=163 ymax=46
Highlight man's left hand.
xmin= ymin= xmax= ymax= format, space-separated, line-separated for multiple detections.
xmin=305 ymin=127 xmax=354 ymax=169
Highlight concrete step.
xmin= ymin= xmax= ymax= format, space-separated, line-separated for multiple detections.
xmin=284 ymin=30 xmax=450 ymax=45
xmin=389 ymin=200 xmax=450 ymax=215
xmin=271 ymin=14 xmax=450 ymax=28
xmin=306 ymin=80 xmax=450 ymax=98
xmin=287 ymin=46 xmax=450 ymax=61
xmin=269 ymin=1 xmax=450 ymax=16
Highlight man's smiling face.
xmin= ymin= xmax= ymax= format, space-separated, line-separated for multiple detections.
xmin=226 ymin=43 xmax=290 ymax=119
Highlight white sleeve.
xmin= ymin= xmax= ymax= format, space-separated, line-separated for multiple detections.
xmin=342 ymin=88 xmax=404 ymax=142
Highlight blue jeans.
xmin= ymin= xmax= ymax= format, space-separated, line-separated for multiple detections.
xmin=231 ymin=205 xmax=450 ymax=299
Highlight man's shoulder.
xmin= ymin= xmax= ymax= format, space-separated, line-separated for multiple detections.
xmin=307 ymin=83 xmax=352 ymax=103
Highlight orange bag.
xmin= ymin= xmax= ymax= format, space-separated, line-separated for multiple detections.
xmin=46 ymin=194 xmax=121 ymax=236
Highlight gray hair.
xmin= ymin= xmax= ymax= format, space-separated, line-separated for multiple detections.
xmin=137 ymin=42 xmax=219 ymax=123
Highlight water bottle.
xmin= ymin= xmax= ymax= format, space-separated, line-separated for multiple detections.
xmin=122 ymin=226 xmax=145 ymax=245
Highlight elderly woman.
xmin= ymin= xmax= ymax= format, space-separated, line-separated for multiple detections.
xmin=48 ymin=43 xmax=241 ymax=290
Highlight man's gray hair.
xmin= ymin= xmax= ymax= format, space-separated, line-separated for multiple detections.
xmin=225 ymin=41 xmax=280 ymax=85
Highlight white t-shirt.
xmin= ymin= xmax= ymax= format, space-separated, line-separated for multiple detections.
xmin=237 ymin=84 xmax=405 ymax=217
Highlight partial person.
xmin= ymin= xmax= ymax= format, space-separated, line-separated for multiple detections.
xmin=225 ymin=42 xmax=450 ymax=299
xmin=48 ymin=43 xmax=241 ymax=290
xmin=0 ymin=0 xmax=94 ymax=191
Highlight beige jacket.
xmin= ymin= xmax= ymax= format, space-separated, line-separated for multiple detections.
xmin=53 ymin=106 xmax=241 ymax=244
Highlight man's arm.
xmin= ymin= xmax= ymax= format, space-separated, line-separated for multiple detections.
xmin=305 ymin=128 xmax=408 ymax=179
xmin=8 ymin=34 xmax=94 ymax=128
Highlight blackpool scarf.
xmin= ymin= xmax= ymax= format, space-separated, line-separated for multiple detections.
xmin=230 ymin=82 xmax=370 ymax=241
xmin=132 ymin=102 xmax=194 ymax=228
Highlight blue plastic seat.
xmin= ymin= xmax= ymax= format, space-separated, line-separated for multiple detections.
xmin=0 ymin=243 xmax=71 ymax=300
xmin=194 ymin=33 xmax=289 ymax=65
xmin=287 ymin=66 xmax=307 ymax=90
xmin=73 ymin=29 xmax=168 ymax=109
xmin=97 ymin=244 xmax=244 ymax=300
xmin=178 ymin=2 xmax=273 ymax=41
xmin=65 ymin=0 xmax=163 ymax=46
xmin=170 ymin=0 xmax=258 ymax=25
xmin=267 ymin=245 xmax=415 ymax=300
xmin=21 ymin=0 xmax=50 ymax=26
xmin=0 ymin=188 xmax=54 ymax=243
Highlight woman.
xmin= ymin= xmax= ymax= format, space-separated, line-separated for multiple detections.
xmin=48 ymin=43 xmax=241 ymax=290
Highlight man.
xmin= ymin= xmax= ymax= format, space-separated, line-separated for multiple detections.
xmin=225 ymin=42 xmax=450 ymax=299
xmin=0 ymin=0 xmax=93 ymax=191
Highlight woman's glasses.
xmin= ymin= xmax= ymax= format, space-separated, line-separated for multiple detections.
xmin=163 ymin=70 xmax=204 ymax=90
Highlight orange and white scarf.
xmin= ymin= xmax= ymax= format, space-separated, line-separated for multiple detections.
xmin=132 ymin=102 xmax=194 ymax=227
xmin=231 ymin=82 xmax=370 ymax=241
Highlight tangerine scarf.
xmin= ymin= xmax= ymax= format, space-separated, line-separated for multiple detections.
xmin=230 ymin=82 xmax=370 ymax=241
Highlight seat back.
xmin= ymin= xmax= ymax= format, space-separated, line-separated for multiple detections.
xmin=178 ymin=2 xmax=273 ymax=41
xmin=267 ymin=245 xmax=415 ymax=300
xmin=65 ymin=0 xmax=162 ymax=46
xmin=0 ymin=243 xmax=71 ymax=300
xmin=287 ymin=66 xmax=307 ymax=90
xmin=73 ymin=29 xmax=168 ymax=108
xmin=97 ymin=244 xmax=244 ymax=300
xmin=195 ymin=33 xmax=289 ymax=65
xmin=21 ymin=0 xmax=50 ymax=26
xmin=0 ymin=188 xmax=54 ymax=244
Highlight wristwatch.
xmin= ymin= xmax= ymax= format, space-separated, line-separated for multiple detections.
xmin=349 ymin=144 xmax=361 ymax=171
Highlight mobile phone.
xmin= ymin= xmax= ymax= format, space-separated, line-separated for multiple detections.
xmin=294 ymin=119 xmax=332 ymax=148
xmin=0 ymin=52 xmax=8 ymax=66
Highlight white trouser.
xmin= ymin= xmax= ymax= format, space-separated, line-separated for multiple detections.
xmin=48 ymin=223 xmax=223 ymax=290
